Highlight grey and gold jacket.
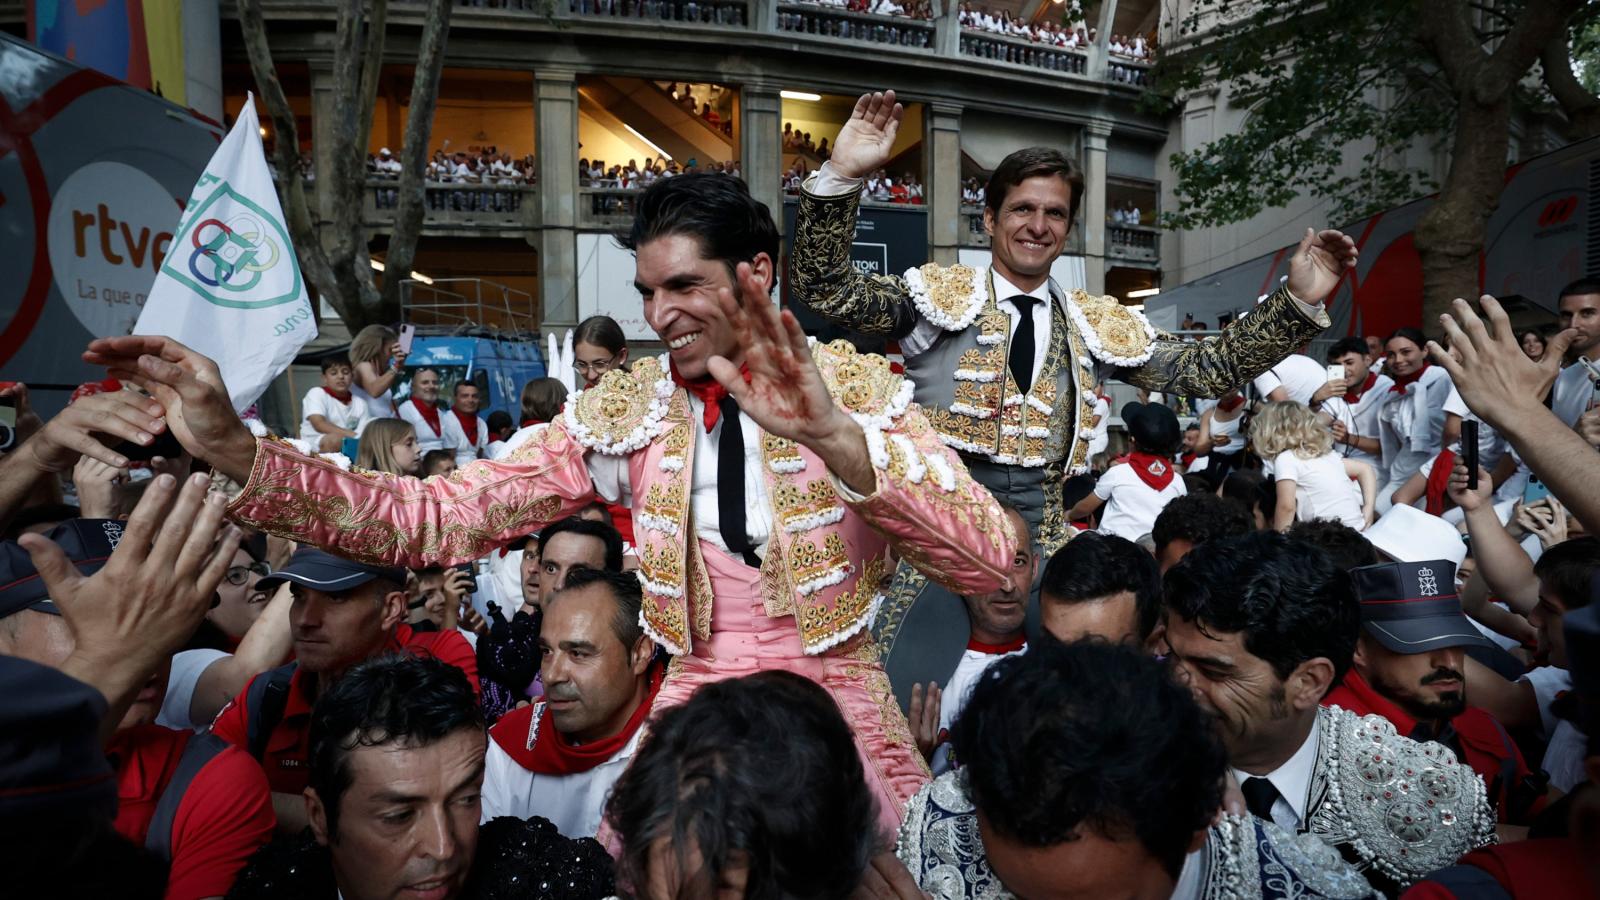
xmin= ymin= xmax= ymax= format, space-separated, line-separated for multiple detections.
xmin=790 ymin=184 xmax=1330 ymax=478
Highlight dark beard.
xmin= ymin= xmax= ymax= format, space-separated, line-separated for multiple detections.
xmin=1381 ymin=667 xmax=1468 ymax=722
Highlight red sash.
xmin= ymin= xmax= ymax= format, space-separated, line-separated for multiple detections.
xmin=1388 ymin=363 xmax=1431 ymax=393
xmin=326 ymin=388 xmax=353 ymax=403
xmin=490 ymin=663 xmax=663 ymax=776
xmin=411 ymin=397 xmax=442 ymax=437
xmin=452 ymin=410 xmax=479 ymax=445
xmin=670 ymin=361 xmax=750 ymax=432
xmin=1127 ymin=452 xmax=1175 ymax=491
xmin=1343 ymin=371 xmax=1378 ymax=404
xmin=967 ymin=636 xmax=1025 ymax=655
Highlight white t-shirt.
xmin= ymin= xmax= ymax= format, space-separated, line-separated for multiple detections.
xmin=300 ymin=386 xmax=371 ymax=445
xmin=397 ymin=398 xmax=467 ymax=456
xmin=1318 ymin=372 xmax=1392 ymax=468
xmin=157 ymin=648 xmax=229 ymax=732
xmin=931 ymin=643 xmax=1026 ymax=775
xmin=1093 ymin=461 xmax=1187 ymax=541
xmin=451 ymin=411 xmax=491 ymax=467
xmin=1442 ymin=385 xmax=1507 ymax=474
xmin=1087 ymin=396 xmax=1110 ymax=457
xmin=1252 ymin=354 xmax=1330 ymax=407
xmin=351 ymin=381 xmax=396 ymax=421
xmin=480 ymin=719 xmax=643 ymax=838
xmin=1207 ymin=406 xmax=1246 ymax=457
xmin=1521 ymin=665 xmax=1586 ymax=791
xmin=1272 ymin=450 xmax=1364 ymax=530
xmin=1550 ymin=359 xmax=1597 ymax=428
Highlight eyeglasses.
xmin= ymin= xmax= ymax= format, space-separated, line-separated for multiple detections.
xmin=225 ymin=562 xmax=270 ymax=586
xmin=573 ymin=356 xmax=618 ymax=375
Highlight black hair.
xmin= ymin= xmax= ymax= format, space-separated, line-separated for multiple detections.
xmin=1151 ymin=492 xmax=1253 ymax=556
xmin=452 ymin=380 xmax=479 ymax=397
xmin=536 ymin=515 xmax=625 ymax=573
xmin=949 ymin=640 xmax=1226 ymax=880
xmin=1327 ymin=336 xmax=1370 ymax=361
xmin=1184 ymin=423 xmax=1200 ymax=432
xmin=1516 ymin=328 xmax=1547 ymax=347
xmin=621 ymin=174 xmax=780 ymax=289
xmin=307 ymin=654 xmax=484 ymax=841
xmin=605 ymin=670 xmax=877 ymax=898
xmin=1218 ymin=471 xmax=1272 ymax=524
xmin=1533 ymin=536 xmax=1600 ymax=611
xmin=1285 ymin=519 xmax=1379 ymax=571
xmin=573 ymin=315 xmax=628 ymax=356
xmin=552 ymin=566 xmax=645 ymax=649
xmin=420 ymin=449 xmax=454 ymax=474
xmin=1039 ymin=532 xmax=1163 ymax=640
xmin=1163 ymin=531 xmax=1359 ymax=688
xmin=1558 ymin=278 xmax=1600 ymax=303
xmin=984 ymin=147 xmax=1085 ymax=225
xmin=1385 ymin=327 xmax=1428 ymax=350
xmin=486 ymin=410 xmax=513 ymax=434
xmin=319 ymin=353 xmax=351 ymax=373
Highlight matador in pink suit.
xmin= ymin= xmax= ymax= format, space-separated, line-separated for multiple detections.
xmin=86 ymin=174 xmax=1019 ymax=837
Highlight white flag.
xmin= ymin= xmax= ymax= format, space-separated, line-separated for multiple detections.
xmin=135 ymin=94 xmax=316 ymax=413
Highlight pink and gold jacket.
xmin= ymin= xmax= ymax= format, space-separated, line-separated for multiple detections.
xmin=226 ymin=341 xmax=1017 ymax=656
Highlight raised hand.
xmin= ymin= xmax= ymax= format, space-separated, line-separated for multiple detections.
xmin=830 ymin=90 xmax=904 ymax=180
xmin=83 ymin=336 xmax=259 ymax=483
xmin=1284 ymin=228 xmax=1358 ymax=304
xmin=1428 ymin=295 xmax=1577 ymax=434
xmin=19 ymin=388 xmax=167 ymax=474
xmin=907 ymin=680 xmax=943 ymax=763
xmin=1446 ymin=460 xmax=1495 ymax=513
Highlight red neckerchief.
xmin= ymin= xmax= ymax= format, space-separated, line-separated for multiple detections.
xmin=411 ymin=397 xmax=442 ymax=436
xmin=670 ymin=361 xmax=751 ymax=432
xmin=326 ymin=388 xmax=353 ymax=403
xmin=1126 ymin=451 xmax=1175 ymax=491
xmin=1388 ymin=363 xmax=1431 ymax=393
xmin=1425 ymin=448 xmax=1457 ymax=516
xmin=1343 ymin=371 xmax=1378 ymax=404
xmin=967 ymin=636 xmax=1026 ymax=655
xmin=452 ymin=409 xmax=479 ymax=445
xmin=490 ymin=662 xmax=664 ymax=776
xmin=1216 ymin=394 xmax=1245 ymax=413
xmin=1180 ymin=452 xmax=1198 ymax=469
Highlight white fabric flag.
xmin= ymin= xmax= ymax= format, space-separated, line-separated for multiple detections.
xmin=135 ymin=94 xmax=316 ymax=413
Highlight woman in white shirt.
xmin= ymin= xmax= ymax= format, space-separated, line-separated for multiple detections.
xmin=1250 ymin=401 xmax=1375 ymax=531
xmin=349 ymin=324 xmax=408 ymax=420
xmin=1376 ymin=327 xmax=1453 ymax=512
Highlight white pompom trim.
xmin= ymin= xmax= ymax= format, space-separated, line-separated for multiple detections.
xmin=784 ymin=506 xmax=847 ymax=533
xmin=1065 ymin=298 xmax=1157 ymax=367
xmin=768 ymin=457 xmax=807 ymax=474
xmin=563 ymin=356 xmax=675 ymax=456
xmin=904 ymin=264 xmax=986 ymax=332
xmin=800 ymin=592 xmax=885 ymax=655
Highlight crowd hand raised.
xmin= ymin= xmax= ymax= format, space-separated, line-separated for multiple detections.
xmin=82 ymin=336 xmax=258 ymax=483
xmin=1446 ymin=461 xmax=1496 ymax=513
xmin=849 ymin=852 xmax=932 ymax=900
xmin=830 ymin=90 xmax=904 ymax=180
xmin=22 ymin=473 xmax=237 ymax=733
xmin=1517 ymin=498 xmax=1568 ymax=549
xmin=72 ymin=456 xmax=127 ymax=520
xmin=1429 ymin=295 xmax=1576 ymax=434
xmin=0 ymin=382 xmax=43 ymax=448
xmin=20 ymin=387 xmax=168 ymax=474
xmin=1311 ymin=378 xmax=1348 ymax=405
xmin=1579 ymin=408 xmax=1600 ymax=450
xmin=1284 ymin=228 xmax=1358 ymax=305
xmin=388 ymin=340 xmax=410 ymax=369
xmin=443 ymin=566 xmax=475 ymax=606
xmin=907 ymin=681 xmax=942 ymax=763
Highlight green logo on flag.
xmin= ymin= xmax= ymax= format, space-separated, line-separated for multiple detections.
xmin=159 ymin=178 xmax=303 ymax=309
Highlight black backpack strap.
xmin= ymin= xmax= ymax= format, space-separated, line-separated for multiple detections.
xmin=144 ymin=732 xmax=229 ymax=862
xmin=245 ymin=663 xmax=297 ymax=762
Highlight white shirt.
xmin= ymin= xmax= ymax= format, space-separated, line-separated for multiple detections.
xmin=1319 ymin=371 xmax=1392 ymax=468
xmin=1093 ymin=461 xmax=1187 ymax=541
xmin=374 ymin=156 xmax=401 ymax=177
xmin=1087 ymin=396 xmax=1110 ymax=456
xmin=1272 ymin=450 xmax=1364 ymax=530
xmin=451 ymin=410 xmax=491 ymax=467
xmin=351 ymin=381 xmax=396 ymax=421
xmin=398 ymin=398 xmax=465 ymax=455
xmin=931 ymin=643 xmax=1026 ymax=775
xmin=1251 ymin=354 xmax=1329 ymax=406
xmin=156 ymin=648 xmax=229 ymax=732
xmin=1443 ymin=385 xmax=1507 ymax=474
xmin=589 ymin=397 xmax=772 ymax=558
xmin=1550 ymin=358 xmax=1597 ymax=428
xmin=1378 ymin=366 xmax=1453 ymax=486
xmin=300 ymin=386 xmax=371 ymax=445
xmin=1521 ymin=666 xmax=1586 ymax=791
xmin=1208 ymin=405 xmax=1246 ymax=456
xmin=1231 ymin=720 xmax=1320 ymax=832
xmin=480 ymin=723 xmax=644 ymax=838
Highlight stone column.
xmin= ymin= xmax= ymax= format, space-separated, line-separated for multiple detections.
xmin=1090 ymin=0 xmax=1118 ymax=80
xmin=535 ymin=69 xmax=580 ymax=329
xmin=925 ymin=102 xmax=963 ymax=266
xmin=309 ymin=61 xmax=338 ymax=228
xmin=740 ymin=84 xmax=784 ymax=236
xmin=1082 ymin=120 xmax=1111 ymax=295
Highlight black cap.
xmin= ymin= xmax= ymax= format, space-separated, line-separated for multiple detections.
xmin=257 ymin=547 xmax=407 ymax=594
xmin=1120 ymin=401 xmax=1181 ymax=454
xmin=1351 ymin=560 xmax=1493 ymax=654
xmin=0 ymin=518 xmax=125 ymax=620
xmin=0 ymin=656 xmax=117 ymax=820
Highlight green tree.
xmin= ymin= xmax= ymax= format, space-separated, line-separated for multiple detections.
xmin=1151 ymin=0 xmax=1599 ymax=323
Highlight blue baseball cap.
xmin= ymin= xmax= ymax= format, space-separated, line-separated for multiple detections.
xmin=1351 ymin=559 xmax=1493 ymax=654
xmin=0 ymin=518 xmax=126 ymax=620
xmin=257 ymin=547 xmax=407 ymax=594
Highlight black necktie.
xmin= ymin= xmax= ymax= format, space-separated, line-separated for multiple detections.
xmin=1008 ymin=295 xmax=1038 ymax=394
xmin=1241 ymin=776 xmax=1281 ymax=822
xmin=716 ymin=396 xmax=761 ymax=568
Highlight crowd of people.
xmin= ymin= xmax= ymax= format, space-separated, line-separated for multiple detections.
xmin=788 ymin=0 xmax=936 ymax=19
xmin=5 ymin=91 xmax=1598 ymax=900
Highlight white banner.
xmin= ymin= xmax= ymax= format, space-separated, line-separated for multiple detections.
xmin=134 ymin=94 xmax=316 ymax=412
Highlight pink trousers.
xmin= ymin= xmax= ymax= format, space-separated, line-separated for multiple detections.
xmin=650 ymin=543 xmax=930 ymax=841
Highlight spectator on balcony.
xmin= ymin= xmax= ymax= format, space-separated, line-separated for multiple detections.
xmin=701 ymin=103 xmax=721 ymax=127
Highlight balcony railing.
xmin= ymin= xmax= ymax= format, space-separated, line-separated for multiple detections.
xmin=569 ymin=0 xmax=748 ymax=25
xmin=1106 ymin=59 xmax=1152 ymax=87
xmin=363 ymin=179 xmax=540 ymax=229
xmin=579 ymin=188 xmax=641 ymax=229
xmin=961 ymin=204 xmax=989 ymax=248
xmin=959 ymin=32 xmax=1087 ymax=74
xmin=1108 ymin=224 xmax=1159 ymax=263
xmin=775 ymin=4 xmax=936 ymax=49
